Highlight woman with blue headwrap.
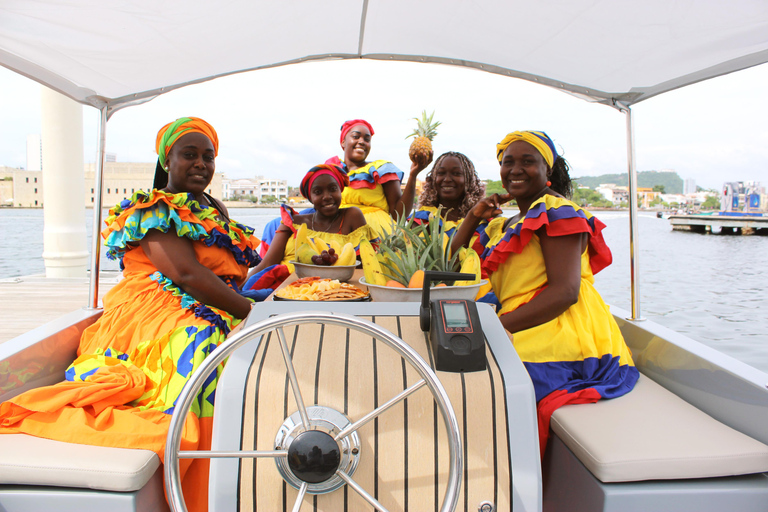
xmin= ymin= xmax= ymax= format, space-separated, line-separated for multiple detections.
xmin=452 ymin=131 xmax=638 ymax=456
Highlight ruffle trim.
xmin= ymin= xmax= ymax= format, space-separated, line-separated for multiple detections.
xmin=149 ymin=271 xmax=234 ymax=335
xmin=347 ymin=160 xmax=403 ymax=190
xmin=279 ymin=204 xmax=379 ymax=253
xmin=103 ymin=190 xmax=260 ymax=269
xmin=411 ymin=207 xmax=459 ymax=236
xmin=480 ymin=195 xmax=612 ymax=275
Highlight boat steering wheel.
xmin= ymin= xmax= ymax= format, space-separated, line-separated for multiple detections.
xmin=164 ymin=310 xmax=462 ymax=512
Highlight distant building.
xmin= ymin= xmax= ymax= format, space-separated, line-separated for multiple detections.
xmin=223 ymin=176 xmax=288 ymax=203
xmin=0 ymin=163 xmax=223 ymax=207
xmin=26 ymin=134 xmax=42 ymax=171
xmin=595 ymin=183 xmax=628 ymax=205
xmin=684 ymin=178 xmax=696 ymax=195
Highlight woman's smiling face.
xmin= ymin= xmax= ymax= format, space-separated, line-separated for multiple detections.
xmin=309 ymin=173 xmax=342 ymax=217
xmin=433 ymin=155 xmax=466 ymax=204
xmin=499 ymin=140 xmax=549 ymax=201
xmin=165 ymin=132 xmax=215 ymax=198
xmin=341 ymin=124 xmax=372 ymax=164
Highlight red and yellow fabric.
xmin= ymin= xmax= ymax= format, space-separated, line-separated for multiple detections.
xmin=0 ymin=190 xmax=260 ymax=512
xmin=326 ymin=157 xmax=403 ymax=237
xmin=277 ymin=204 xmax=379 ymax=271
xmin=477 ymin=195 xmax=638 ymax=454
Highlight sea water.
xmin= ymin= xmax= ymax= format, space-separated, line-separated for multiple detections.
xmin=1 ymin=207 xmax=767 ymax=374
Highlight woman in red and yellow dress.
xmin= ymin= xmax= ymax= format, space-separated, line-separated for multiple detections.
xmin=0 ymin=117 xmax=261 ymax=511
xmin=452 ymin=130 xmax=638 ymax=456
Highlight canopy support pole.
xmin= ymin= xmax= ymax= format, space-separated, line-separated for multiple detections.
xmin=87 ymin=106 xmax=108 ymax=310
xmin=616 ymin=102 xmax=644 ymax=321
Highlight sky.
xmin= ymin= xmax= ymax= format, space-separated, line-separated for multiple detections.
xmin=1 ymin=59 xmax=767 ymax=190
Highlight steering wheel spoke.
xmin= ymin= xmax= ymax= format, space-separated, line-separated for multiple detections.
xmin=165 ymin=311 xmax=462 ymax=512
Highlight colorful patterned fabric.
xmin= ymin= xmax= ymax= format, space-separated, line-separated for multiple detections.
xmin=477 ymin=194 xmax=638 ymax=454
xmin=339 ymin=119 xmax=374 ymax=145
xmin=299 ymin=163 xmax=349 ymax=199
xmin=331 ymin=158 xmax=403 ymax=237
xmin=410 ymin=205 xmax=463 ymax=237
xmin=496 ymin=130 xmax=557 ymax=167
xmin=155 ymin=117 xmax=219 ymax=169
xmin=0 ymin=190 xmax=260 ymax=512
xmin=277 ymin=204 xmax=379 ymax=271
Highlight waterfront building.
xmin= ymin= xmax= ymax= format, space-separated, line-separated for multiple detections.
xmin=0 ymin=163 xmax=223 ymax=207
xmin=596 ymin=183 xmax=629 ymax=205
xmin=684 ymin=178 xmax=697 ymax=195
xmin=222 ymin=176 xmax=288 ymax=203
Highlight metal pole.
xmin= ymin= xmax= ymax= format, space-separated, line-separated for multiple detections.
xmin=617 ymin=102 xmax=644 ymax=321
xmin=87 ymin=106 xmax=108 ymax=310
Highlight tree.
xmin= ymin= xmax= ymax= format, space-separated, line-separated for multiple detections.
xmin=702 ymin=195 xmax=720 ymax=210
xmin=652 ymin=184 xmax=665 ymax=193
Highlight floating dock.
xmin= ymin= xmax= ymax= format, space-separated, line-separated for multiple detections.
xmin=669 ymin=213 xmax=768 ymax=235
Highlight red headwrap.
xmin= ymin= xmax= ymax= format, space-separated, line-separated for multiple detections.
xmin=300 ymin=164 xmax=349 ymax=199
xmin=340 ymin=119 xmax=374 ymax=146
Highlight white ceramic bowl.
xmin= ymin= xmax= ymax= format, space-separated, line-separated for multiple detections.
xmin=290 ymin=261 xmax=359 ymax=282
xmin=359 ymin=277 xmax=488 ymax=302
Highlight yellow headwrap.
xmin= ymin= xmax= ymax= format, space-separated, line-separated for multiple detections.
xmin=496 ymin=131 xmax=557 ymax=168
xmin=155 ymin=117 xmax=219 ymax=169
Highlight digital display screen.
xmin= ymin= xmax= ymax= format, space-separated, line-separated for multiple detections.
xmin=443 ymin=302 xmax=470 ymax=328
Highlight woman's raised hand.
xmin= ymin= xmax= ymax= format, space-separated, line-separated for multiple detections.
xmin=470 ymin=192 xmax=512 ymax=220
xmin=409 ymin=150 xmax=434 ymax=174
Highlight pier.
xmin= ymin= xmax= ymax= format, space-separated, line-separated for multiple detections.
xmin=669 ymin=213 xmax=768 ymax=235
xmin=0 ymin=273 xmax=119 ymax=344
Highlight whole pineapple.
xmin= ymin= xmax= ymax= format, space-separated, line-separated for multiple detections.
xmin=406 ymin=110 xmax=440 ymax=161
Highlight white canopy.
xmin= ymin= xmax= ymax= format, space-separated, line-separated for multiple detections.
xmin=2 ymin=0 xmax=767 ymax=112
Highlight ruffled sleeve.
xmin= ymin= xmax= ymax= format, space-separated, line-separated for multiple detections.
xmin=278 ymin=204 xmax=299 ymax=234
xmin=479 ymin=195 xmax=612 ymax=276
xmin=347 ymin=160 xmax=403 ymax=189
xmin=102 ymin=190 xmax=261 ymax=268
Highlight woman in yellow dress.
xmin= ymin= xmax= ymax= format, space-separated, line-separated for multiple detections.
xmin=326 ymin=119 xmax=432 ymax=237
xmin=0 ymin=117 xmax=261 ymax=511
xmin=452 ymin=130 xmax=639 ymax=455
xmin=411 ymin=151 xmax=486 ymax=236
xmin=249 ymin=163 xmax=378 ymax=277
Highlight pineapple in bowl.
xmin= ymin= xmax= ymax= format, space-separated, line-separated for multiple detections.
xmin=358 ymin=210 xmax=486 ymax=302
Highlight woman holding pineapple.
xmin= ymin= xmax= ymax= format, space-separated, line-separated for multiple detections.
xmin=247 ymin=163 xmax=377 ymax=280
xmin=326 ymin=115 xmax=434 ymax=237
xmin=452 ymin=130 xmax=638 ymax=456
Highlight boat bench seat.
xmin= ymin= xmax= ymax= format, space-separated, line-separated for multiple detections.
xmin=0 ymin=433 xmax=160 ymax=492
xmin=550 ymin=373 xmax=768 ymax=483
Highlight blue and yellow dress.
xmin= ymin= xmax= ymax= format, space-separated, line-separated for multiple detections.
xmin=0 ymin=190 xmax=260 ymax=511
xmin=476 ymin=195 xmax=638 ymax=451
xmin=341 ymin=159 xmax=403 ymax=237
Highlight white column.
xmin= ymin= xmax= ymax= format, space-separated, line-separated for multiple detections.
xmin=41 ymin=87 xmax=89 ymax=278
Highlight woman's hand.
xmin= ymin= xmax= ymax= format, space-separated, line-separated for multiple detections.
xmin=469 ymin=192 xmax=512 ymax=222
xmin=409 ymin=150 xmax=433 ymax=174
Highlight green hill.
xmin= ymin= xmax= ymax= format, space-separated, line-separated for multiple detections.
xmin=573 ymin=171 xmax=683 ymax=193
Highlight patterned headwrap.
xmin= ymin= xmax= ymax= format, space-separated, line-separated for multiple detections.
xmin=300 ymin=164 xmax=349 ymax=199
xmin=340 ymin=119 xmax=374 ymax=146
xmin=155 ymin=117 xmax=219 ymax=170
xmin=496 ymin=131 xmax=558 ymax=168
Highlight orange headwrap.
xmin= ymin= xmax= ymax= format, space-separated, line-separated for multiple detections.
xmin=155 ymin=117 xmax=219 ymax=169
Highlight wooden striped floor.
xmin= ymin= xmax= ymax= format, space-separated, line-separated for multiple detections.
xmin=0 ymin=273 xmax=119 ymax=344
xmin=238 ymin=315 xmax=512 ymax=512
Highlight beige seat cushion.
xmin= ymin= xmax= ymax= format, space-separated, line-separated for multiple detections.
xmin=0 ymin=434 xmax=160 ymax=492
xmin=550 ymin=373 xmax=768 ymax=483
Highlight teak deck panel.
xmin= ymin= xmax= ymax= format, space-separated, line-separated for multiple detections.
xmin=0 ymin=274 xmax=119 ymax=344
xmin=238 ymin=315 xmax=512 ymax=512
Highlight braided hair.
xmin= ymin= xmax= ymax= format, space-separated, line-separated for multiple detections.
xmin=549 ymin=155 xmax=573 ymax=199
xmin=417 ymin=152 xmax=486 ymax=219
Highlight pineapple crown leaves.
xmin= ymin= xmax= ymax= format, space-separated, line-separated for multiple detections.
xmin=405 ymin=110 xmax=441 ymax=140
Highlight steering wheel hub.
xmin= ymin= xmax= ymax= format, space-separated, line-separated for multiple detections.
xmin=287 ymin=430 xmax=341 ymax=483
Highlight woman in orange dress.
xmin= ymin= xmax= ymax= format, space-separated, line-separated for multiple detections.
xmin=0 ymin=117 xmax=260 ymax=511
